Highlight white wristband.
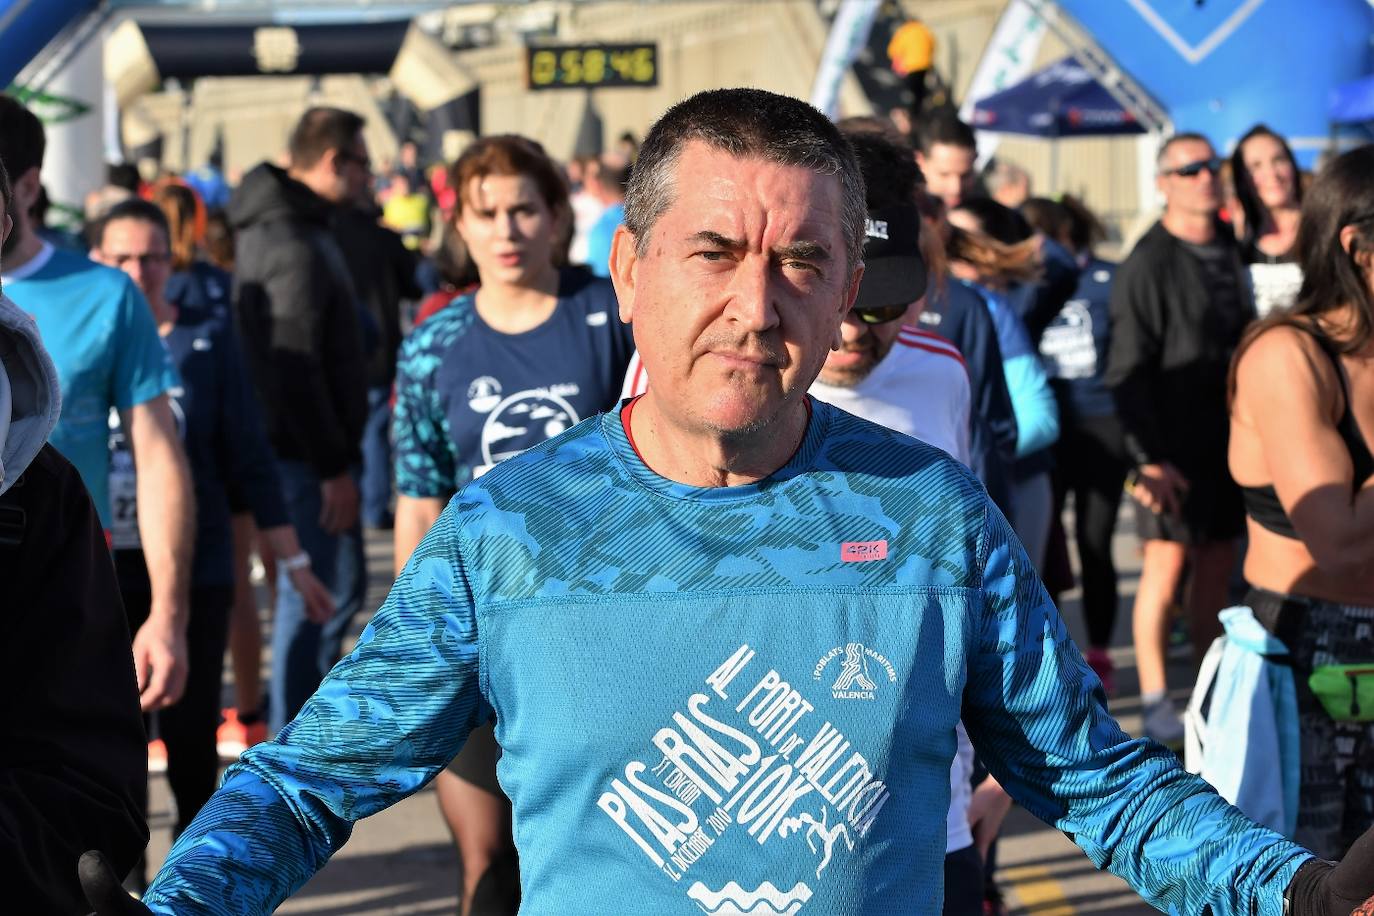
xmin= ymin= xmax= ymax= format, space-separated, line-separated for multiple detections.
xmin=281 ymin=551 xmax=312 ymax=573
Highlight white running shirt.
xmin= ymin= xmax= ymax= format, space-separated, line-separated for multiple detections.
xmin=809 ymin=325 xmax=971 ymax=467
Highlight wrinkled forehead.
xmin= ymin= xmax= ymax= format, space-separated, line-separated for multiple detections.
xmin=1163 ymin=139 xmax=1214 ymax=169
xmin=663 ymin=142 xmax=847 ymax=242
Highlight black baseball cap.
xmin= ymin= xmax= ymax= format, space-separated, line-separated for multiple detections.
xmin=854 ymin=204 xmax=927 ymax=309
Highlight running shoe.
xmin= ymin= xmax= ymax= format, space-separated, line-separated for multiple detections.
xmin=1142 ymin=696 xmax=1186 ymax=746
xmin=1085 ymin=646 xmax=1116 ymax=697
xmin=147 ymin=738 xmax=167 ymax=774
xmin=216 ymin=708 xmax=267 ymax=759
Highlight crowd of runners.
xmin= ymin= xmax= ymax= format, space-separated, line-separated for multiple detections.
xmin=2 ymin=83 xmax=1373 ymax=916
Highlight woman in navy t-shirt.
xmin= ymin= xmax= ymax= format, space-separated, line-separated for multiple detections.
xmin=392 ymin=135 xmax=635 ymax=914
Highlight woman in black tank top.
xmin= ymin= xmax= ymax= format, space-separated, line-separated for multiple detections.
xmin=1227 ymin=145 xmax=1374 ymax=859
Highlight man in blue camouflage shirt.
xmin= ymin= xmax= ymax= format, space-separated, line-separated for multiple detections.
xmin=85 ymin=89 xmax=1374 ymax=916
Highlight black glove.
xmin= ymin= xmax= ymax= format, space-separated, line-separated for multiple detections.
xmin=79 ymin=851 xmax=153 ymax=916
xmin=1286 ymin=826 xmax=1374 ymax=916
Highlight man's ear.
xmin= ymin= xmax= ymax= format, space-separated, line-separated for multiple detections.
xmin=317 ymin=147 xmax=341 ymax=178
xmin=13 ymin=167 xmax=42 ymax=212
xmin=832 ymin=261 xmax=864 ymax=349
xmin=610 ymin=224 xmax=639 ymax=324
xmin=843 ymin=261 xmax=865 ymax=316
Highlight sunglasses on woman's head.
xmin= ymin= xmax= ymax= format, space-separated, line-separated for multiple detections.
xmin=851 ymin=303 xmax=908 ymax=325
xmin=1163 ymin=158 xmax=1222 ymax=178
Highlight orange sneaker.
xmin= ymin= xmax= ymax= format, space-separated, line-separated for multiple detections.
xmin=217 ymin=708 xmax=267 ymax=759
xmin=147 ymin=738 xmax=167 ymax=774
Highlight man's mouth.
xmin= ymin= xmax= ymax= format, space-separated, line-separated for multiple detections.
xmin=709 ymin=350 xmax=774 ymax=369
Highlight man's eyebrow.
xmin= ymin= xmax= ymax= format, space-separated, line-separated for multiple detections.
xmin=687 ymin=230 xmax=746 ymax=250
xmin=686 ymin=232 xmax=832 ymax=262
xmin=773 ymin=239 xmax=832 ymax=262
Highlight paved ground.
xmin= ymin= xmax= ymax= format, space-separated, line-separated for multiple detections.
xmin=144 ymin=506 xmax=1198 ymax=914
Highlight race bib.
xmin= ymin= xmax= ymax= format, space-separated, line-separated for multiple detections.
xmin=108 ymin=448 xmax=141 ymax=550
xmin=108 ymin=408 xmax=142 ymax=550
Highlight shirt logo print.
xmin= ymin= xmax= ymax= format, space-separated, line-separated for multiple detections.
xmin=813 ymin=642 xmax=898 ymax=702
xmin=840 ymin=540 xmax=887 ymax=563
xmin=831 ymin=644 xmax=877 ymax=693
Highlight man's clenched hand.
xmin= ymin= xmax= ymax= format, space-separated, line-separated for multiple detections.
xmin=80 ymin=851 xmax=153 ymax=916
xmin=1287 ymin=827 xmax=1374 ymax=916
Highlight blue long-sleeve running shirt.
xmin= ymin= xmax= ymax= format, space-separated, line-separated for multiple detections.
xmin=143 ymin=400 xmax=1309 ymax=915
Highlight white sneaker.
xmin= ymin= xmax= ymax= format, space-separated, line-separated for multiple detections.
xmin=1143 ymin=696 xmax=1186 ymax=746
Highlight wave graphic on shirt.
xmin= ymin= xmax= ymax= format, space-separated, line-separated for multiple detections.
xmin=686 ymin=881 xmax=813 ymax=915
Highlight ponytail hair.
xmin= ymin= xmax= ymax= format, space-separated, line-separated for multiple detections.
xmin=152 ymin=180 xmax=205 ymax=272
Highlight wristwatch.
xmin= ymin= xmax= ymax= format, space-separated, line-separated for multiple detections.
xmin=281 ymin=551 xmax=312 ymax=573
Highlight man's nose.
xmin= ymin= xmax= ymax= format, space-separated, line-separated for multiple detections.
xmin=723 ymin=256 xmax=780 ymax=331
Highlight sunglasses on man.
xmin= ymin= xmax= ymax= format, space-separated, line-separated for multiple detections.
xmin=851 ymin=303 xmax=908 ymax=325
xmin=1162 ymin=157 xmax=1222 ymax=178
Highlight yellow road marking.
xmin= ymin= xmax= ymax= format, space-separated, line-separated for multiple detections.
xmin=1000 ymin=864 xmax=1077 ymax=915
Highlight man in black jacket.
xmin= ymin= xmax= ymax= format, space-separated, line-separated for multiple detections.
xmin=228 ymin=107 xmax=370 ymax=734
xmin=0 ymin=156 xmax=147 ymax=913
xmin=332 ymin=196 xmax=420 ymax=531
xmin=1103 ymin=133 xmax=1254 ymax=746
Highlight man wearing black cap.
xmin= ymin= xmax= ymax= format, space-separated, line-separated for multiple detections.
xmin=809 ymin=187 xmax=968 ymax=463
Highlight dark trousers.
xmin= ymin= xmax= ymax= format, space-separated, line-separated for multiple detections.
xmin=360 ymin=385 xmax=395 ymax=528
xmin=1250 ymin=587 xmax=1374 ymax=859
xmin=1052 ymin=413 xmax=1130 ymax=648
xmin=943 ymin=844 xmax=984 ymax=916
xmin=116 ymin=551 xmax=233 ymax=834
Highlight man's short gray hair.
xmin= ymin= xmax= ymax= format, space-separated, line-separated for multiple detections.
xmin=986 ymin=159 xmax=1029 ymax=194
xmin=623 ymin=88 xmax=867 ymax=269
xmin=1156 ymin=131 xmax=1214 ymax=171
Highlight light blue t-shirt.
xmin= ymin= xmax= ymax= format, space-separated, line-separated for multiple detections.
xmin=4 ymin=243 xmax=179 ymax=528
xmin=144 ymin=401 xmax=1308 ymax=915
xmin=586 ymin=201 xmax=625 ymax=278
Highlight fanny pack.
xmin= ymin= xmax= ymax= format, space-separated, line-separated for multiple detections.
xmin=1309 ymin=664 xmax=1374 ymax=723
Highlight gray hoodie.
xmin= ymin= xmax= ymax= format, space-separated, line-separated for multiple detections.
xmin=0 ymin=290 xmax=60 ymax=496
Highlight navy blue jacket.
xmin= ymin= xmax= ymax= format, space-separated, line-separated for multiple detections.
xmin=113 ymin=264 xmax=289 ymax=588
xmin=1040 ymin=257 xmax=1118 ymax=420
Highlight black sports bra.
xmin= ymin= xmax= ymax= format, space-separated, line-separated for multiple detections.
xmin=1242 ymin=324 xmax=1374 ymax=539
